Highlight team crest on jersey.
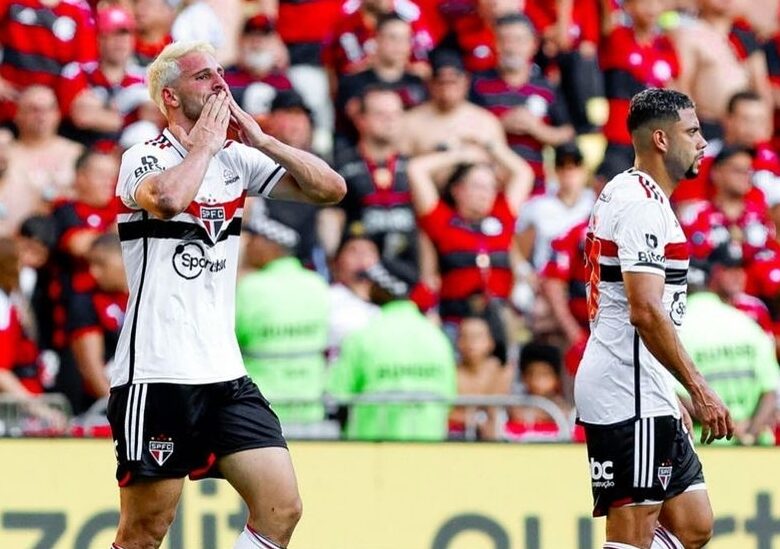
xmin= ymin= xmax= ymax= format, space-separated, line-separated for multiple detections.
xmin=657 ymin=463 xmax=673 ymax=490
xmin=149 ymin=437 xmax=174 ymax=466
xmin=202 ymin=206 xmax=226 ymax=240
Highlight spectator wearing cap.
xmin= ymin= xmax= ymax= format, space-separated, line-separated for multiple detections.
xmin=679 ymin=264 xmax=779 ymax=446
xmin=673 ymin=91 xmax=780 ymax=207
xmin=327 ymin=261 xmax=456 ymax=441
xmin=132 ymin=0 xmax=175 ymax=67
xmin=258 ymin=89 xmax=326 ymax=272
xmin=407 ymin=129 xmax=532 ymax=359
xmin=681 ymin=146 xmax=776 ymax=265
xmin=66 ymin=6 xmax=159 ymax=149
xmin=515 ymin=141 xmax=594 ymax=272
xmin=470 ymin=14 xmax=574 ymax=195
xmin=328 ymin=86 xmax=420 ymax=281
xmin=171 ymin=0 xmax=225 ymax=50
xmin=236 ymin=213 xmax=330 ymax=423
xmin=400 ymin=50 xmax=507 ymax=155
xmin=224 ymin=15 xmax=294 ymax=118
xmin=597 ymin=0 xmax=680 ymax=182
xmin=335 ymin=13 xmax=428 ymax=151
xmin=704 ymin=243 xmax=775 ymax=338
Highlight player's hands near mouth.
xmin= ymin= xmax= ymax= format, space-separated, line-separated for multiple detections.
xmin=227 ymin=93 xmax=271 ymax=149
xmin=170 ymin=90 xmax=231 ymax=156
xmin=693 ymin=385 xmax=734 ymax=444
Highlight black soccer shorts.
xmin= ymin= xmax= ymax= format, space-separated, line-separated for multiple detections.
xmin=107 ymin=376 xmax=287 ymax=486
xmin=583 ymin=415 xmax=705 ymax=517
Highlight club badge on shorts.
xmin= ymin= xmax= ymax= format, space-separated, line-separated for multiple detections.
xmin=657 ymin=463 xmax=673 ymax=490
xmin=149 ymin=436 xmax=175 ymax=466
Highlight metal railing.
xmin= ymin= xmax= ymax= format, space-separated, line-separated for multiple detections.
xmin=0 ymin=392 xmax=575 ymax=442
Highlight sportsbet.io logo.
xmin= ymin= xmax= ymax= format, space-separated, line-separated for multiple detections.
xmin=172 ymin=242 xmax=227 ymax=280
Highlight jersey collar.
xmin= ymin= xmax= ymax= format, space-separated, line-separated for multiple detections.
xmin=162 ymin=128 xmax=188 ymax=158
xmin=627 ymin=167 xmax=669 ymax=200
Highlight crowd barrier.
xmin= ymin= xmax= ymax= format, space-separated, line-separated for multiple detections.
xmin=1 ymin=440 xmax=779 ymax=549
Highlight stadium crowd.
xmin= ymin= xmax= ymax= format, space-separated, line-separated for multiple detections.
xmin=1 ymin=0 xmax=780 ymax=444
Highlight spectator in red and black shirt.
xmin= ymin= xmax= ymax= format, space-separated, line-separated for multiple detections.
xmin=597 ymin=0 xmax=680 ymax=181
xmin=763 ymin=30 xmax=780 ymax=152
xmin=672 ymin=91 xmax=780 ymax=207
xmin=470 ymin=14 xmax=574 ymax=195
xmin=0 ymin=237 xmax=43 ymax=396
xmin=132 ymin=0 xmax=174 ymax=67
xmin=66 ymin=6 xmax=154 ymax=148
xmin=69 ymin=233 xmax=127 ymax=404
xmin=335 ymin=86 xmax=419 ymax=279
xmin=277 ymin=0 xmax=343 ymax=66
xmin=407 ymin=138 xmax=532 ymax=356
xmin=336 ymin=13 xmax=428 ymax=149
xmin=225 ymin=14 xmax=294 ymax=117
xmin=0 ymin=0 xmax=97 ymax=124
xmin=681 ymin=147 xmax=777 ymax=264
xmin=322 ymin=0 xmax=434 ymax=84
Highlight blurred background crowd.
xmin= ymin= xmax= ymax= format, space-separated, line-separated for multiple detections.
xmin=1 ymin=0 xmax=780 ymax=444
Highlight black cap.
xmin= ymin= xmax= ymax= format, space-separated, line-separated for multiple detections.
xmin=360 ymin=262 xmax=413 ymax=299
xmin=708 ymin=242 xmax=744 ymax=268
xmin=430 ymin=49 xmax=466 ymax=78
xmin=270 ymin=89 xmax=313 ymax=117
xmin=244 ymin=211 xmax=299 ymax=250
xmin=554 ymin=141 xmax=584 ymax=167
xmin=712 ymin=145 xmax=753 ymax=167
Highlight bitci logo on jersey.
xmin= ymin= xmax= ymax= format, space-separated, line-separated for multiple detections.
xmin=172 ymin=242 xmax=227 ymax=280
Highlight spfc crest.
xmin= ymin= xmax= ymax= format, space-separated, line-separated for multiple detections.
xmin=149 ymin=438 xmax=174 ymax=466
xmin=657 ymin=464 xmax=673 ymax=490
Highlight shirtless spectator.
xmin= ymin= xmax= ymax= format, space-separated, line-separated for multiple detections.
xmin=449 ymin=316 xmax=513 ymax=440
xmin=336 ymin=13 xmax=428 ymax=149
xmin=4 ymin=87 xmax=83 ymax=230
xmin=401 ymin=51 xmax=506 ymax=156
xmin=323 ymin=0 xmax=434 ymax=85
xmin=673 ymin=91 xmax=780 ymax=206
xmin=133 ymin=0 xmax=175 ymax=67
xmin=471 ymin=14 xmax=574 ymax=195
xmin=598 ymin=0 xmax=680 ymax=180
xmin=224 ymin=15 xmax=294 ymax=117
xmin=0 ymin=130 xmax=18 ymax=237
xmin=672 ymin=0 xmax=771 ymax=139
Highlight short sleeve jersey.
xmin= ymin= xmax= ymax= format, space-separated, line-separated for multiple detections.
xmin=574 ymin=169 xmax=689 ymax=425
xmin=111 ymin=129 xmax=287 ymax=387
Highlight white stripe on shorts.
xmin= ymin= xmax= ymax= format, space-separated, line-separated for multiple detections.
xmin=124 ymin=384 xmax=148 ymax=461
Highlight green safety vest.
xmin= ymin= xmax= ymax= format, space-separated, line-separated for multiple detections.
xmin=328 ymin=300 xmax=457 ymax=441
xmin=236 ymin=257 xmax=329 ymax=423
xmin=679 ymin=292 xmax=780 ymax=445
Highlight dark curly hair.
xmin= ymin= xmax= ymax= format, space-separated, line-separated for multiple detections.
xmin=627 ymin=88 xmax=695 ymax=134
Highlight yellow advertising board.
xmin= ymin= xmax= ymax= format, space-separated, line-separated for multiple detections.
xmin=1 ymin=440 xmax=779 ymax=549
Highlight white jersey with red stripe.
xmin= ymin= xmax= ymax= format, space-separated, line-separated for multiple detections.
xmin=110 ymin=129 xmax=287 ymax=387
xmin=574 ymin=168 xmax=689 ymax=425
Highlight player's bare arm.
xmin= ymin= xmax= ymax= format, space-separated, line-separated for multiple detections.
xmin=227 ymin=95 xmax=346 ymax=205
xmin=135 ymin=91 xmax=231 ymax=219
xmin=623 ymin=271 xmax=734 ymax=444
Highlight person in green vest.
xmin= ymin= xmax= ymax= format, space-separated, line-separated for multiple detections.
xmin=679 ymin=244 xmax=779 ymax=445
xmin=236 ymin=213 xmax=329 ymax=423
xmin=327 ymin=262 xmax=457 ymax=440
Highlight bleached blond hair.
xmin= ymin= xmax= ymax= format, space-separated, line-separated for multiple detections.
xmin=146 ymin=41 xmax=216 ymax=115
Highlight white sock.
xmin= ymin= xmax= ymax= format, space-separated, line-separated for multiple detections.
xmin=603 ymin=543 xmax=642 ymax=549
xmin=651 ymin=525 xmax=684 ymax=549
xmin=233 ymin=525 xmax=284 ymax=549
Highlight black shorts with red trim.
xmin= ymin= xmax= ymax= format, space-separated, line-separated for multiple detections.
xmin=583 ymin=415 xmax=704 ymax=517
xmin=107 ymin=376 xmax=287 ymax=486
